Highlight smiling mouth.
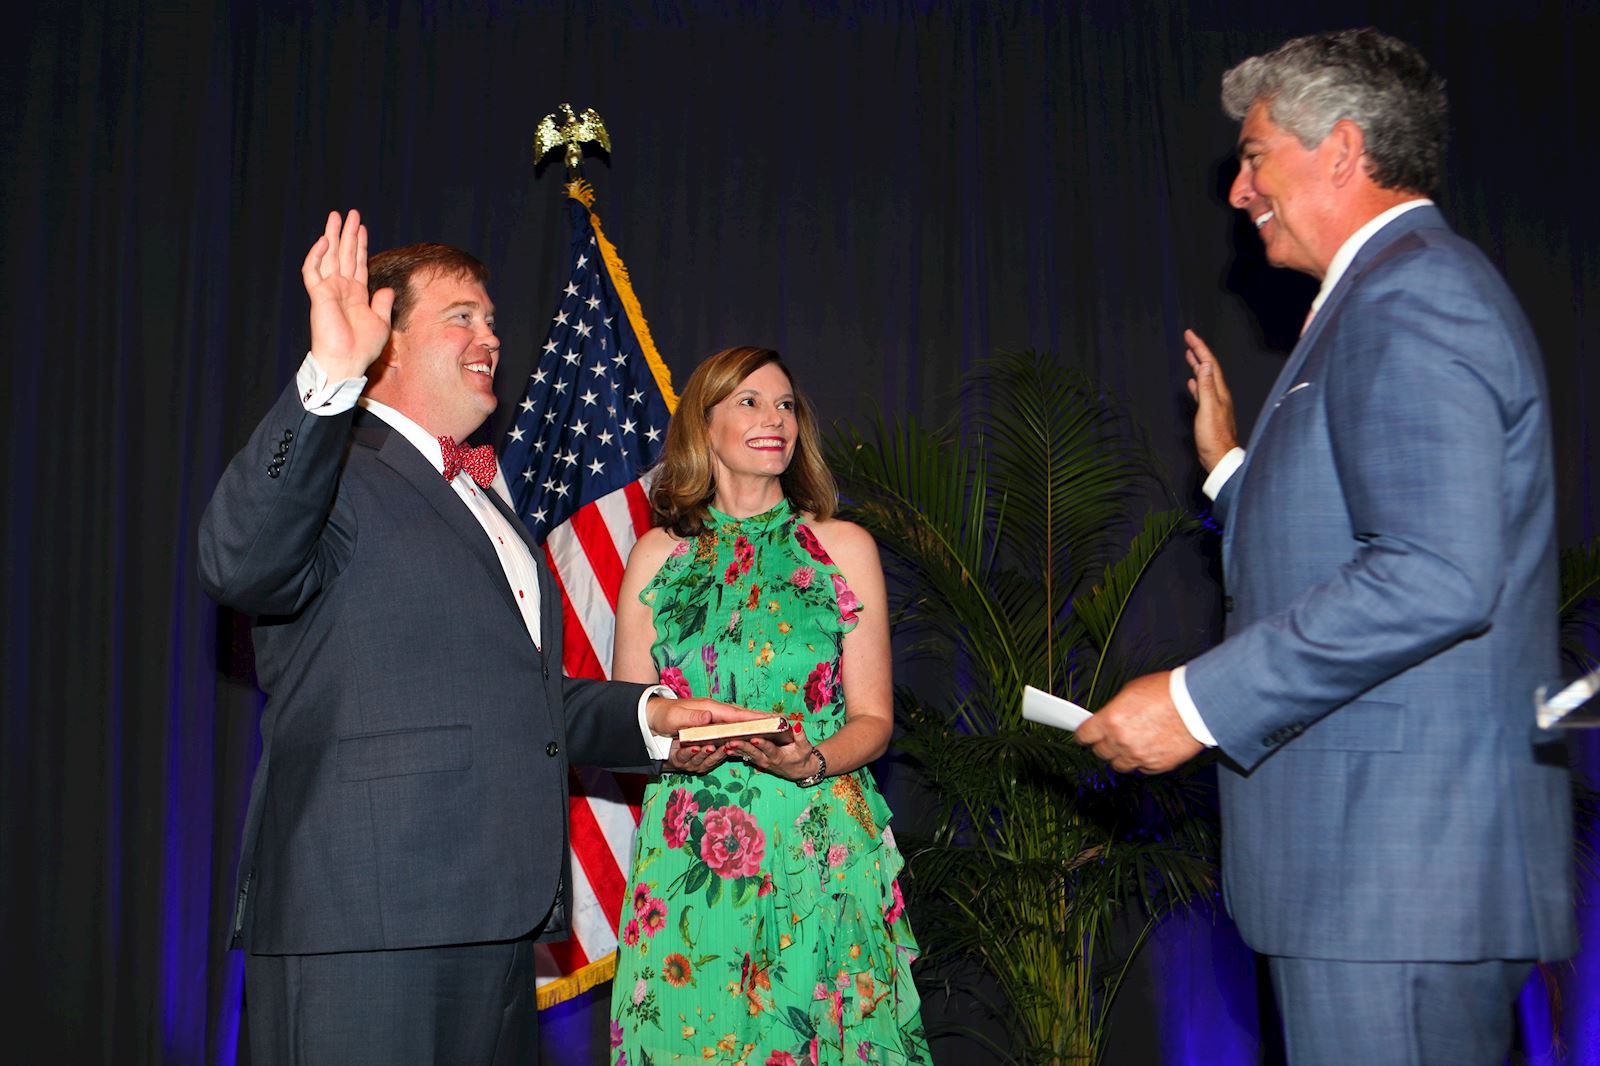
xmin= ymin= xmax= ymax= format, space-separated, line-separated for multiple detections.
xmin=747 ymin=437 xmax=786 ymax=449
xmin=465 ymin=362 xmax=493 ymax=378
xmin=1254 ymin=210 xmax=1275 ymax=231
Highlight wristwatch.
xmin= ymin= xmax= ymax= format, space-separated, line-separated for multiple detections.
xmin=797 ymin=746 xmax=828 ymax=788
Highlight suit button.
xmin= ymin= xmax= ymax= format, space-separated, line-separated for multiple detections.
xmin=1222 ymin=596 xmax=1235 ymax=613
xmin=282 ymin=429 xmax=294 ymax=443
xmin=546 ymin=742 xmax=559 ymax=757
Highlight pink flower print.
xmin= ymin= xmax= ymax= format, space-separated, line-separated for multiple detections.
xmin=831 ymin=572 xmax=861 ymax=627
xmin=802 ymin=837 xmax=815 ymax=858
xmin=724 ymin=559 xmax=741 ymax=584
xmin=663 ymin=788 xmax=699 ymax=849
xmin=610 ymin=1019 xmax=624 ymax=1048
xmin=803 ymin=661 xmax=837 ymax=712
xmin=827 ymin=843 xmax=848 ymax=868
xmin=639 ymin=896 xmax=668 ymax=937
xmin=884 ymin=879 xmax=906 ymax=925
xmin=633 ymin=882 xmax=652 ymax=916
xmin=757 ymin=871 xmax=774 ymax=897
xmin=658 ymin=665 xmax=692 ymax=699
xmin=857 ymin=1042 xmax=872 ymax=1062
xmin=632 ymin=977 xmax=648 ymax=1006
xmin=727 ymin=609 xmax=742 ymax=633
xmin=699 ymin=805 xmax=766 ymax=879
xmin=809 ymin=1038 xmax=820 ymax=1066
xmin=813 ymin=983 xmax=831 ymax=1001
xmin=670 ymin=539 xmax=690 ymax=557
xmin=622 ymin=918 xmax=641 ymax=946
xmin=794 ymin=524 xmax=833 ymax=563
xmin=790 ymin=565 xmax=815 ymax=589
xmin=766 ymin=1054 xmax=799 ymax=1066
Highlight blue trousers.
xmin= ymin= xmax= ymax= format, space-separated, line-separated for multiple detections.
xmin=1268 ymin=955 xmax=1533 ymax=1066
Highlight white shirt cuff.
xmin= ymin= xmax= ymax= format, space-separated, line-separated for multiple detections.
xmin=1169 ymin=665 xmax=1218 ymax=748
xmin=296 ymin=352 xmax=367 ymax=415
xmin=1202 ymin=447 xmax=1245 ymax=500
xmin=637 ymin=685 xmax=676 ymax=760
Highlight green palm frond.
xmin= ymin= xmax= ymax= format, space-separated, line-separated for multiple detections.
xmin=973 ymin=351 xmax=1159 ymax=595
xmin=833 ymin=350 xmax=1217 ymax=1064
xmin=1068 ymin=508 xmax=1197 ymax=709
xmin=1559 ymin=536 xmax=1600 ymax=669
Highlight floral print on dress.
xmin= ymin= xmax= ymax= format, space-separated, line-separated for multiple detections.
xmin=610 ymin=498 xmax=929 ymax=1065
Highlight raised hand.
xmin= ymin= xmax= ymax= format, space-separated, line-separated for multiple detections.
xmin=301 ymin=210 xmax=396 ymax=382
xmin=1184 ymin=329 xmax=1239 ymax=473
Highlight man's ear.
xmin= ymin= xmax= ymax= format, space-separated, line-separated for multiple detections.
xmin=1327 ymin=118 xmax=1368 ymax=187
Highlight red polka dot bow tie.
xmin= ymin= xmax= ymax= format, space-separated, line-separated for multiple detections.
xmin=438 ymin=436 xmax=498 ymax=488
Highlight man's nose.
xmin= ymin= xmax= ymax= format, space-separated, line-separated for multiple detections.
xmin=1229 ymin=168 xmax=1255 ymax=209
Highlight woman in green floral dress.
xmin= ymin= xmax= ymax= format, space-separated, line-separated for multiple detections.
xmin=608 ymin=347 xmax=929 ymax=1066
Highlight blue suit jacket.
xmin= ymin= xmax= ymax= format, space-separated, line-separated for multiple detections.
xmin=1185 ymin=206 xmax=1575 ymax=962
xmin=199 ymin=384 xmax=655 ymax=955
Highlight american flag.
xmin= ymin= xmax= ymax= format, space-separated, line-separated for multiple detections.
xmin=500 ymin=179 xmax=675 ymax=1007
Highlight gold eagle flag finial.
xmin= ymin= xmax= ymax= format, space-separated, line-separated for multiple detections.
xmin=534 ymin=103 xmax=611 ymax=172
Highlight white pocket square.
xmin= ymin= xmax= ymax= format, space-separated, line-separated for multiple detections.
xmin=1273 ymin=381 xmax=1314 ymax=409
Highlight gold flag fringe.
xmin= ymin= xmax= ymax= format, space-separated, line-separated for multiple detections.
xmin=565 ymin=179 xmax=679 ymax=414
xmin=535 ymin=951 xmax=617 ymax=1011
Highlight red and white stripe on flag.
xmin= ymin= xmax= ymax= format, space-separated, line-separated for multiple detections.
xmin=532 ymin=477 xmax=656 ymax=1006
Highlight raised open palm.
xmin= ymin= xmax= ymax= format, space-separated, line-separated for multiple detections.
xmin=301 ymin=209 xmax=395 ymax=381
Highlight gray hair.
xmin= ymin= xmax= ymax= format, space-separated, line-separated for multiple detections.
xmin=1221 ymin=28 xmax=1448 ymax=195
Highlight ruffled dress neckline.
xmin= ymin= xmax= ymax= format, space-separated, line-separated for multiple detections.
xmin=705 ymin=497 xmax=794 ymax=532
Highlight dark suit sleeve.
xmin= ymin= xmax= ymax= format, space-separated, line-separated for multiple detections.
xmin=198 ymin=382 xmax=356 ymax=616
xmin=560 ymin=676 xmax=658 ymax=773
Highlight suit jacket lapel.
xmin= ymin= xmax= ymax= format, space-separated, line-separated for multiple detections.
xmin=1238 ymin=206 xmax=1448 ymax=458
xmin=359 ymin=411 xmax=526 ymax=623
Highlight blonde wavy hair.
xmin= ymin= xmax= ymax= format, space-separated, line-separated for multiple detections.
xmin=651 ymin=346 xmax=837 ymax=537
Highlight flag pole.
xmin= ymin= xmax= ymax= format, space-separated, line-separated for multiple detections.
xmin=519 ymin=104 xmax=678 ymax=1014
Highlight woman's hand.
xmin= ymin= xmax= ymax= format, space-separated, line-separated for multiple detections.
xmin=725 ymin=721 xmax=823 ymax=782
xmin=664 ymin=737 xmax=733 ymax=774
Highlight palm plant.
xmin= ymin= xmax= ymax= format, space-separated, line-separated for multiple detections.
xmin=827 ymin=350 xmax=1218 ymax=1064
xmin=1559 ymin=535 xmax=1600 ymax=672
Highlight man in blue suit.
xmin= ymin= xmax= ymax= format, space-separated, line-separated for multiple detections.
xmin=1077 ymin=29 xmax=1575 ymax=1064
xmin=200 ymin=210 xmax=756 ymax=1064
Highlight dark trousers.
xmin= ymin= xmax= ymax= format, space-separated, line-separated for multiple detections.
xmin=244 ymin=937 xmax=537 ymax=1066
xmin=1268 ymin=955 xmax=1533 ymax=1066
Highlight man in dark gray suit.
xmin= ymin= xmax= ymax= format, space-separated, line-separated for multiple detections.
xmin=200 ymin=210 xmax=753 ymax=1065
xmin=1076 ymin=30 xmax=1574 ymax=1064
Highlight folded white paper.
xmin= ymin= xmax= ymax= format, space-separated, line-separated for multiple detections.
xmin=1021 ymin=685 xmax=1093 ymax=732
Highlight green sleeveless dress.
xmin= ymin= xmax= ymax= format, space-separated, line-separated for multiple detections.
xmin=609 ymin=499 xmax=929 ymax=1066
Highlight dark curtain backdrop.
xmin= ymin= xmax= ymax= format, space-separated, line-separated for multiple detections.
xmin=3 ymin=2 xmax=1596 ymax=1063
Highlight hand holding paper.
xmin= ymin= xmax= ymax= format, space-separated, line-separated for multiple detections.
xmin=1073 ymin=670 xmax=1203 ymax=774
